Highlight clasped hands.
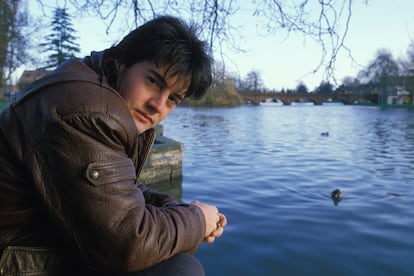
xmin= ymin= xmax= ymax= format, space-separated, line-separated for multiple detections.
xmin=191 ymin=200 xmax=227 ymax=243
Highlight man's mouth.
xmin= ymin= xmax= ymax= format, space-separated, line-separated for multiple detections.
xmin=133 ymin=109 xmax=153 ymax=124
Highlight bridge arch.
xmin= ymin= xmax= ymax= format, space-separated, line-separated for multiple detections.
xmin=241 ymin=92 xmax=378 ymax=105
xmin=261 ymin=98 xmax=286 ymax=105
xmin=290 ymin=98 xmax=317 ymax=105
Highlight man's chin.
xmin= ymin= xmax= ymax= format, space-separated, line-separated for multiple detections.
xmin=136 ymin=124 xmax=153 ymax=135
xmin=135 ymin=124 xmax=147 ymax=135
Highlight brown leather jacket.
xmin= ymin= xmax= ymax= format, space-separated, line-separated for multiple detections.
xmin=0 ymin=53 xmax=205 ymax=272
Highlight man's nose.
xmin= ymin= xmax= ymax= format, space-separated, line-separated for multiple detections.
xmin=148 ymin=91 xmax=168 ymax=112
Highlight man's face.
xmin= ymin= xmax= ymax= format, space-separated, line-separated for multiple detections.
xmin=119 ymin=61 xmax=189 ymax=134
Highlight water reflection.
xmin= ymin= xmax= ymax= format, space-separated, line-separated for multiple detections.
xmin=149 ymin=176 xmax=183 ymax=202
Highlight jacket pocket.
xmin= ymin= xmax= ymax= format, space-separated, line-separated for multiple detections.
xmin=0 ymin=246 xmax=63 ymax=275
xmin=85 ymin=158 xmax=136 ymax=186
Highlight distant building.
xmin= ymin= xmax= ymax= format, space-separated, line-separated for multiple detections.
xmin=18 ymin=70 xmax=51 ymax=89
xmin=386 ymin=86 xmax=412 ymax=104
xmin=377 ymin=76 xmax=414 ymax=104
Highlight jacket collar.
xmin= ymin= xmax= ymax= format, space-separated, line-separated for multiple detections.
xmin=83 ymin=51 xmax=105 ymax=75
xmin=135 ymin=128 xmax=155 ymax=179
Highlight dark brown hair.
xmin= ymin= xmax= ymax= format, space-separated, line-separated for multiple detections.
xmin=105 ymin=16 xmax=212 ymax=99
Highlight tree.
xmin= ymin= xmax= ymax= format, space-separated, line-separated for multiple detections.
xmin=358 ymin=49 xmax=399 ymax=103
xmin=340 ymin=76 xmax=361 ymax=94
xmin=316 ymin=81 xmax=334 ymax=94
xmin=359 ymin=49 xmax=399 ymax=84
xmin=0 ymin=1 xmax=42 ymax=91
xmin=407 ymin=41 xmax=414 ymax=70
xmin=4 ymin=4 xmax=37 ymax=88
xmin=40 ymin=7 xmax=80 ymax=69
xmin=35 ymin=0 xmax=365 ymax=79
xmin=296 ymin=82 xmax=308 ymax=94
xmin=185 ymin=78 xmax=244 ymax=107
xmin=399 ymin=41 xmax=414 ymax=76
xmin=0 ymin=0 xmax=20 ymax=90
xmin=397 ymin=43 xmax=414 ymax=102
xmin=1 ymin=0 xmax=368 ymax=89
xmin=212 ymin=61 xmax=227 ymax=83
xmin=244 ymin=70 xmax=263 ymax=93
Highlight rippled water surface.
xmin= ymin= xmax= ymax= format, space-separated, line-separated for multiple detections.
xmin=161 ymin=105 xmax=414 ymax=276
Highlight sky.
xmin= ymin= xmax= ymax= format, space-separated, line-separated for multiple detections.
xmin=224 ymin=0 xmax=414 ymax=90
xmin=24 ymin=0 xmax=414 ymax=91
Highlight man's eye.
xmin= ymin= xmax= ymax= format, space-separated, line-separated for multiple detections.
xmin=168 ymin=94 xmax=183 ymax=106
xmin=147 ymin=76 xmax=158 ymax=86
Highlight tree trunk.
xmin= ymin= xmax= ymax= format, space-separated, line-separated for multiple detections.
xmin=0 ymin=0 xmax=20 ymax=90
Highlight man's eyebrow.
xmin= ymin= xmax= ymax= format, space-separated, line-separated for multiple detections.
xmin=176 ymin=91 xmax=186 ymax=99
xmin=149 ymin=68 xmax=189 ymax=97
xmin=148 ymin=69 xmax=168 ymax=87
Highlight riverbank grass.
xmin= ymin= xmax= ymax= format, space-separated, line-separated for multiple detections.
xmin=184 ymin=79 xmax=244 ymax=107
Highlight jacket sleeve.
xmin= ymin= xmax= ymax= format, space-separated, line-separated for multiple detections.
xmin=29 ymin=110 xmax=206 ymax=271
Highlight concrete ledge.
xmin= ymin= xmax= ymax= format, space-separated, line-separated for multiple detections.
xmin=139 ymin=125 xmax=183 ymax=186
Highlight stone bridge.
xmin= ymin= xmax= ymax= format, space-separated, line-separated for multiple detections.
xmin=242 ymin=92 xmax=378 ymax=105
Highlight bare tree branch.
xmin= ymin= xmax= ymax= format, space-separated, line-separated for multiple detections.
xmin=251 ymin=0 xmax=364 ymax=84
xmin=27 ymin=0 xmax=369 ymax=85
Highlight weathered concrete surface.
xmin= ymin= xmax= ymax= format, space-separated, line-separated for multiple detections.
xmin=139 ymin=125 xmax=183 ymax=187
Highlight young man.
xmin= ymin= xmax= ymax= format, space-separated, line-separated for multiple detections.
xmin=0 ymin=16 xmax=227 ymax=275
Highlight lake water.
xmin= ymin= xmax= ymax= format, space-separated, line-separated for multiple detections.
xmin=161 ymin=105 xmax=414 ymax=276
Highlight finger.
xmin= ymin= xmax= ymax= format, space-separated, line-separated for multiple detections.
xmin=204 ymin=236 xmax=215 ymax=243
xmin=215 ymin=227 xmax=224 ymax=237
xmin=218 ymin=213 xmax=227 ymax=227
xmin=210 ymin=227 xmax=224 ymax=238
